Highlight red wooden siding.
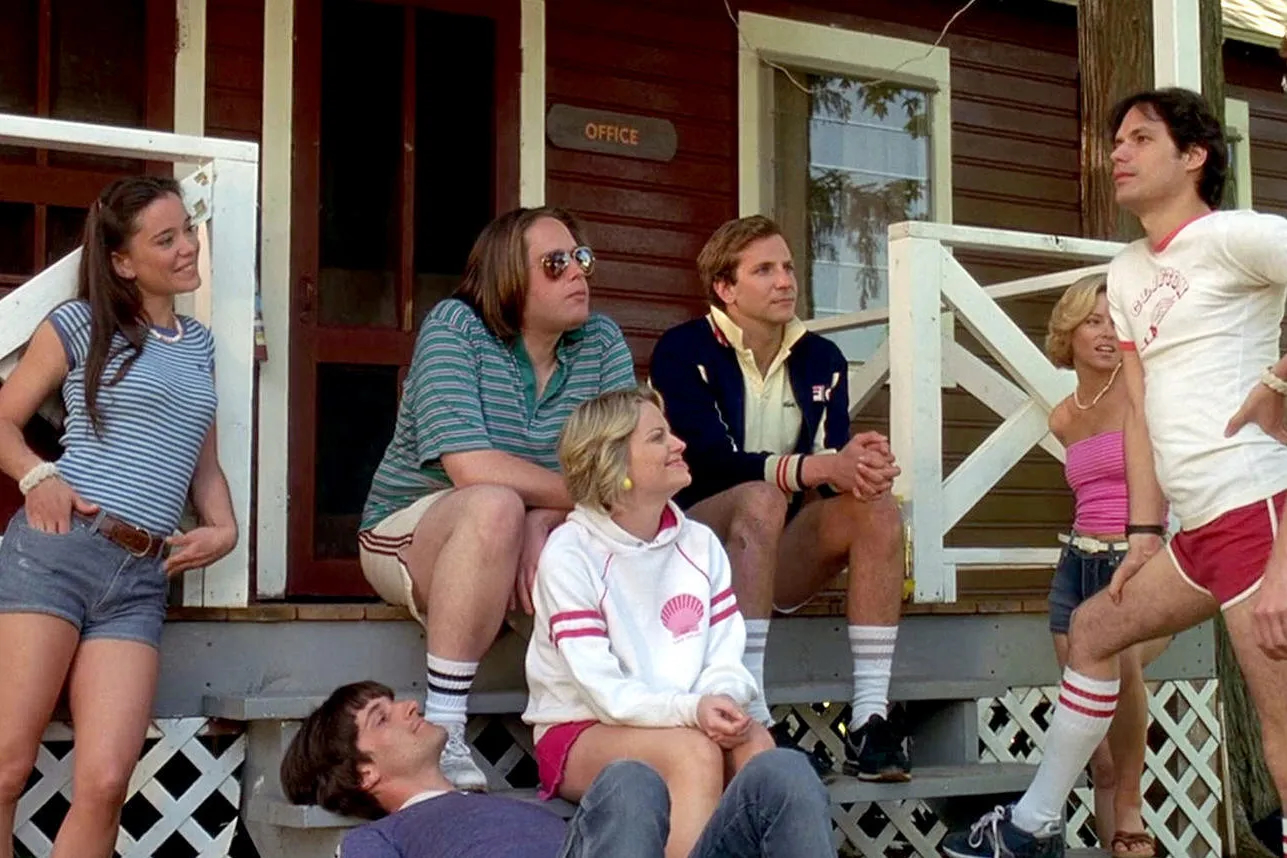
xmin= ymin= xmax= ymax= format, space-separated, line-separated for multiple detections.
xmin=205 ymin=0 xmax=264 ymax=142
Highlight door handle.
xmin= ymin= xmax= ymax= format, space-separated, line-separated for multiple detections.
xmin=299 ymin=275 xmax=316 ymax=321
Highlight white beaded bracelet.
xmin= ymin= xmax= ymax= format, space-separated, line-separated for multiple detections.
xmin=18 ymin=461 xmax=59 ymax=496
xmin=1262 ymin=367 xmax=1287 ymax=396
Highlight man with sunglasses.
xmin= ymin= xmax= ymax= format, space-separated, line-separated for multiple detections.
xmin=649 ymin=215 xmax=910 ymax=781
xmin=359 ymin=208 xmax=636 ymax=791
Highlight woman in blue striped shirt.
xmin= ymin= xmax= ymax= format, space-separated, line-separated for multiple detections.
xmin=359 ymin=207 xmax=636 ymax=790
xmin=0 ymin=176 xmax=237 ymax=858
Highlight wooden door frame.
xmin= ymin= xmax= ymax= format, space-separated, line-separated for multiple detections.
xmin=287 ymin=0 xmax=520 ymax=596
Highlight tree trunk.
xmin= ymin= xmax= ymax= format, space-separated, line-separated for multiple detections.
xmin=1079 ymin=2 xmax=1278 ymax=855
xmin=1077 ymin=0 xmax=1151 ymax=241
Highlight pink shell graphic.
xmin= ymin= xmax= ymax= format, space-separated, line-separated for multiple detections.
xmin=660 ymin=594 xmax=705 ymax=638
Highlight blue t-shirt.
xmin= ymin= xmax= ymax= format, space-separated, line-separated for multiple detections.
xmin=339 ymin=792 xmax=567 ymax=858
xmin=47 ymin=300 xmax=218 ymax=534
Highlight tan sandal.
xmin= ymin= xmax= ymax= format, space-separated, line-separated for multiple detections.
xmin=1111 ymin=830 xmax=1156 ymax=858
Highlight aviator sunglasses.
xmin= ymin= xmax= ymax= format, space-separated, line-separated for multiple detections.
xmin=540 ymin=245 xmax=595 ymax=280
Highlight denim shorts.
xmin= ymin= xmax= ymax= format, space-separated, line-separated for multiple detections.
xmin=0 ymin=508 xmax=167 ymax=648
xmin=1048 ymin=539 xmax=1124 ymax=635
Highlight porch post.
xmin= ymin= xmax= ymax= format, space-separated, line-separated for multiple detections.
xmin=887 ymin=231 xmax=949 ymax=602
xmin=1152 ymin=0 xmax=1203 ymax=90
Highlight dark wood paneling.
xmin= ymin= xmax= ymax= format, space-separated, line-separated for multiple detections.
xmin=205 ymin=0 xmax=264 ymax=142
xmin=1226 ymin=43 xmax=1287 ymax=217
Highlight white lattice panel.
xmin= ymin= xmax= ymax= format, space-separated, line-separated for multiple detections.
xmin=16 ymin=719 xmax=244 ymax=858
xmin=979 ymin=680 xmax=1223 ymax=858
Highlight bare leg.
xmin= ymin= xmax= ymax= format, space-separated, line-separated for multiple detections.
xmin=1106 ymin=645 xmax=1150 ymax=854
xmin=774 ymin=493 xmax=903 ymax=625
xmin=723 ymin=721 xmax=775 ymax=783
xmin=52 ymin=638 xmax=159 ymax=858
xmin=400 ymin=485 xmax=527 ymax=661
xmin=687 ymin=484 xmax=787 ymax=619
xmin=562 ymin=725 xmax=725 ymax=858
xmin=0 ymin=614 xmax=80 ymax=858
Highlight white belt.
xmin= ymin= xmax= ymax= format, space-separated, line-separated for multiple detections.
xmin=1058 ymin=533 xmax=1128 ymax=554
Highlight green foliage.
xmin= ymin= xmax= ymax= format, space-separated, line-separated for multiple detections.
xmin=803 ymin=74 xmax=930 ymax=312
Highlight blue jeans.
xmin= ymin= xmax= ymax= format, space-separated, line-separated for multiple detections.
xmin=559 ymin=749 xmax=833 ymax=858
xmin=1048 ymin=540 xmax=1124 ymax=635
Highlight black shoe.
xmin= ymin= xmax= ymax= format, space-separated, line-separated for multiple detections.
xmin=940 ymin=805 xmax=1065 ymax=858
xmin=842 ymin=713 xmax=911 ymax=781
xmin=767 ymin=720 xmax=834 ymax=777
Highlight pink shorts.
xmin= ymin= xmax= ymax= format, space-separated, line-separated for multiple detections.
xmin=1167 ymin=491 xmax=1286 ymax=609
xmin=534 ymin=720 xmax=597 ymax=800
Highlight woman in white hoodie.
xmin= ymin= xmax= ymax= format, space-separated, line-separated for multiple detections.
xmin=524 ymin=387 xmax=774 ymax=858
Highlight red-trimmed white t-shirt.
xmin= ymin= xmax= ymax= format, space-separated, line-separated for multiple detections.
xmin=1107 ymin=209 xmax=1287 ymax=529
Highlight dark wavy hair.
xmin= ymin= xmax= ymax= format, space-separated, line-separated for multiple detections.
xmin=279 ymin=681 xmax=393 ymax=821
xmin=1109 ymin=88 xmax=1228 ymax=208
xmin=78 ymin=175 xmax=186 ymax=435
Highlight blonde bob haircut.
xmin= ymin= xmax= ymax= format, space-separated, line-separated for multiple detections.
xmin=1045 ymin=273 xmax=1108 ymax=369
xmin=559 ymin=386 xmax=665 ymax=513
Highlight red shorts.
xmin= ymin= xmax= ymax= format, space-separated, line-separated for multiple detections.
xmin=1167 ymin=491 xmax=1286 ymax=609
xmin=533 ymin=720 xmax=597 ymax=800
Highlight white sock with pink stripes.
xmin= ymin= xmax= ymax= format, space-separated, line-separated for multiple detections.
xmin=1011 ymin=667 xmax=1119 ymax=834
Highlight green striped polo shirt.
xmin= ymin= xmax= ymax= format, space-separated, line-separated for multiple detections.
xmin=361 ymin=298 xmax=637 ymax=529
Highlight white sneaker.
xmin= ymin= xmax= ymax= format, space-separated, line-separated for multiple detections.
xmin=439 ymin=724 xmax=488 ymax=791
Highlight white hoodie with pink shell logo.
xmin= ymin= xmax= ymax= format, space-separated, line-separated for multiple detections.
xmin=522 ymin=502 xmax=759 ymax=741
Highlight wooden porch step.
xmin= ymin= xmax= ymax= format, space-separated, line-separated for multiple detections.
xmin=204 ymin=676 xmax=1006 ymax=722
xmin=249 ymin=790 xmax=577 ymax=829
xmin=251 ymin=763 xmax=1044 ymax=831
xmin=825 ymin=762 xmax=1038 ymax=803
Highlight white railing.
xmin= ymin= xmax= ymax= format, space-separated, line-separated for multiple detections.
xmin=0 ymin=113 xmax=259 ymax=607
xmin=805 ymin=221 xmax=1126 ymax=602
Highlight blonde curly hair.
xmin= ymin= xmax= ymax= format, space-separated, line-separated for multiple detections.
xmin=558 ymin=386 xmax=664 ymax=512
xmin=1045 ymin=273 xmax=1108 ymax=369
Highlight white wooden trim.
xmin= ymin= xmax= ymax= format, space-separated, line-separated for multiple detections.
xmin=202 ymin=159 xmax=259 ymax=606
xmin=520 ymin=0 xmax=546 ymax=207
xmin=940 ymin=255 xmax=1070 ymax=412
xmin=1225 ymin=97 xmax=1253 ymax=210
xmin=171 ymin=0 xmax=209 ymax=354
xmin=172 ymin=0 xmax=208 ymax=176
xmin=944 ymin=547 xmax=1061 ymax=567
xmin=847 ymin=342 xmax=890 ymax=417
xmin=948 ymin=342 xmax=1068 ymax=462
xmin=890 ymin=221 xmax=1125 ymax=260
xmin=806 ymin=263 xmax=1111 ymax=333
xmin=735 ymin=11 xmax=952 ymax=223
xmin=888 ymin=236 xmax=949 ymax=601
xmin=0 ymin=113 xmax=258 ymax=163
xmin=941 ymin=398 xmax=1050 ymax=532
xmin=255 ymin=0 xmax=294 ymax=599
xmin=1153 ymin=0 xmax=1204 ymax=92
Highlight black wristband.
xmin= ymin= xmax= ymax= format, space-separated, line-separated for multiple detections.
xmin=1125 ymin=524 xmax=1165 ymax=536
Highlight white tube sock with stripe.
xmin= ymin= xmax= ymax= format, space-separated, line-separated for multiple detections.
xmin=424 ymin=653 xmax=477 ymax=727
xmin=1011 ymin=667 xmax=1119 ymax=833
xmin=849 ymin=625 xmax=898 ymax=728
xmin=742 ymin=618 xmax=772 ymax=724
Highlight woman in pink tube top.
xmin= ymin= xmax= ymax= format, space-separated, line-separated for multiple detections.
xmin=1045 ymin=275 xmax=1170 ymax=858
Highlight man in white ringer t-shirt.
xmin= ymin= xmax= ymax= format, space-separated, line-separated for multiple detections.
xmin=943 ymin=88 xmax=1287 ymax=858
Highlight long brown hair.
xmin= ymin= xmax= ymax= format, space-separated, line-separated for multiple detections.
xmin=78 ymin=175 xmax=184 ymax=434
xmin=453 ymin=206 xmax=585 ymax=340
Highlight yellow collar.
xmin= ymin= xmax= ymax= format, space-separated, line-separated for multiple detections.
xmin=707 ymin=306 xmax=806 ymax=358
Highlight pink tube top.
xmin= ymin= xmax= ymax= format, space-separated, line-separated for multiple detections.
xmin=1064 ymin=431 xmax=1128 ymax=535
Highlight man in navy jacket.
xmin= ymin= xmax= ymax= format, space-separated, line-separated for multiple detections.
xmin=650 ymin=215 xmax=910 ymax=781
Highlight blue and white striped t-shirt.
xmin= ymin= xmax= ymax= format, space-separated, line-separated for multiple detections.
xmin=48 ymin=300 xmax=218 ymax=534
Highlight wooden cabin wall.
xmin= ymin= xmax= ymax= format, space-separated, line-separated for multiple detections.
xmin=206 ymin=0 xmax=265 ymax=143
xmin=543 ymin=0 xmax=1084 ymax=556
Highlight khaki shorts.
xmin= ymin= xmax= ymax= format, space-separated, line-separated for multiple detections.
xmin=357 ymin=489 xmax=453 ymax=624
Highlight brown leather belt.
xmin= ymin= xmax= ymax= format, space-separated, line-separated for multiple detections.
xmin=96 ymin=514 xmax=168 ymax=559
